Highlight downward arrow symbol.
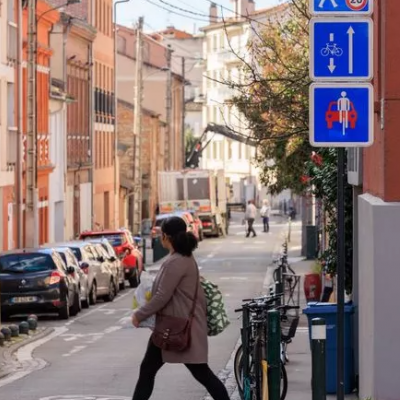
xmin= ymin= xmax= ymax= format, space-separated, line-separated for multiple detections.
xmin=328 ymin=58 xmax=336 ymax=73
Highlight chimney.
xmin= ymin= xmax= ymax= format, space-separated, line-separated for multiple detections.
xmin=238 ymin=0 xmax=250 ymax=17
xmin=246 ymin=0 xmax=255 ymax=15
xmin=209 ymin=3 xmax=218 ymax=24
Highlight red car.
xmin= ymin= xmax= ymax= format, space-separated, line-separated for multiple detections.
xmin=325 ymin=101 xmax=358 ymax=129
xmin=79 ymin=229 xmax=134 ymax=257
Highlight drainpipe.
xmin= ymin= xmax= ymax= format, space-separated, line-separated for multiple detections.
xmin=113 ymin=0 xmax=130 ymax=229
xmin=16 ymin=0 xmax=23 ymax=247
xmin=88 ymin=40 xmax=94 ymax=229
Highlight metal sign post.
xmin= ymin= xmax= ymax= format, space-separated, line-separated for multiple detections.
xmin=309 ymin=1 xmax=374 ymax=399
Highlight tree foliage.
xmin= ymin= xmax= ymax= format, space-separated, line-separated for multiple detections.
xmin=226 ymin=0 xmax=311 ymax=194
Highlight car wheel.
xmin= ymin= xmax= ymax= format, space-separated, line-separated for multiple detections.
xmin=82 ymin=284 xmax=90 ymax=309
xmin=59 ymin=295 xmax=70 ymax=320
xmin=104 ymin=280 xmax=116 ymax=302
xmin=129 ymin=270 xmax=139 ymax=288
xmin=89 ymin=281 xmax=97 ymax=306
xmin=70 ymin=291 xmax=81 ymax=316
xmin=119 ymin=279 xmax=126 ymax=291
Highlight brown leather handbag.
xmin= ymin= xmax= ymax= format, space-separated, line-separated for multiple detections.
xmin=151 ymin=265 xmax=199 ymax=352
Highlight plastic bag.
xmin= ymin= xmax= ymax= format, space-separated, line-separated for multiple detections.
xmin=132 ymin=271 xmax=156 ymax=328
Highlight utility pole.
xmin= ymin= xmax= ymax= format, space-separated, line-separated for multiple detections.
xmin=166 ymin=45 xmax=173 ymax=169
xmin=181 ymin=56 xmax=186 ymax=169
xmin=26 ymin=0 xmax=38 ymax=247
xmin=132 ymin=16 xmax=144 ymax=236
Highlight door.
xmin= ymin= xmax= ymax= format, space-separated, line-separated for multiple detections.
xmin=104 ymin=192 xmax=110 ymax=229
xmin=8 ymin=203 xmax=13 ymax=250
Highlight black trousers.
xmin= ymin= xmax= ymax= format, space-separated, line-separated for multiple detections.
xmin=132 ymin=339 xmax=230 ymax=400
xmin=246 ymin=218 xmax=256 ymax=237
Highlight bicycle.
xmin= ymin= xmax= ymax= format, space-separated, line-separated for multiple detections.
xmin=233 ymin=294 xmax=289 ymax=400
xmin=280 ymin=304 xmax=300 ymax=365
xmin=320 ymin=43 xmax=343 ymax=57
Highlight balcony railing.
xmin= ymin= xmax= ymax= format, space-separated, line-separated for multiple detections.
xmin=7 ymin=128 xmax=17 ymax=170
xmin=7 ymin=22 xmax=18 ymax=64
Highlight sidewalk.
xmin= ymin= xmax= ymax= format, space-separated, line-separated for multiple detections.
xmin=284 ymin=223 xmax=357 ymax=400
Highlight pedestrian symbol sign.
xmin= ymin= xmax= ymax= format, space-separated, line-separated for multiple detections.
xmin=310 ymin=0 xmax=372 ymax=15
xmin=310 ymin=18 xmax=373 ymax=81
xmin=309 ymin=83 xmax=373 ymax=147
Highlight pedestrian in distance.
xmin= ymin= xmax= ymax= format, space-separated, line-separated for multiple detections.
xmin=245 ymin=199 xmax=257 ymax=238
xmin=260 ymin=199 xmax=271 ymax=233
xmin=131 ymin=216 xmax=230 ymax=400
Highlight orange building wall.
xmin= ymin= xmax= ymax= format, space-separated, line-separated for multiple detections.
xmin=21 ymin=2 xmax=59 ymax=245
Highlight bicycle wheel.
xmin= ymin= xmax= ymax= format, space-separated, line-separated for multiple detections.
xmin=234 ymin=344 xmax=288 ymax=400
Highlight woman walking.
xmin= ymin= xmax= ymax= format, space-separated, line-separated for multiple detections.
xmin=131 ymin=216 xmax=230 ymax=400
xmin=260 ymin=199 xmax=271 ymax=233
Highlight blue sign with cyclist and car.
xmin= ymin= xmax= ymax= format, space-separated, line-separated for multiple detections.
xmin=309 ymin=83 xmax=374 ymax=147
xmin=310 ymin=18 xmax=373 ymax=81
xmin=310 ymin=0 xmax=372 ymax=15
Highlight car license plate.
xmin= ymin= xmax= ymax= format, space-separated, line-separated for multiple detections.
xmin=12 ymin=296 xmax=37 ymax=303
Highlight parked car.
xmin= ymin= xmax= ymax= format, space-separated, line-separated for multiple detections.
xmin=188 ymin=210 xmax=204 ymax=241
xmin=151 ymin=213 xmax=175 ymax=248
xmin=0 ymin=248 xmax=81 ymax=319
xmin=89 ymin=243 xmax=118 ymax=302
xmin=174 ymin=211 xmax=200 ymax=240
xmin=56 ymin=241 xmax=115 ymax=304
xmin=42 ymin=245 xmax=90 ymax=309
xmin=86 ymin=238 xmax=125 ymax=291
xmin=79 ymin=229 xmax=135 ymax=257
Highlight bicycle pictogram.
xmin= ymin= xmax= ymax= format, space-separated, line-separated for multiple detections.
xmin=320 ymin=43 xmax=343 ymax=57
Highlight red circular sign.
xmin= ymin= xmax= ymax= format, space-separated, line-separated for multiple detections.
xmin=346 ymin=0 xmax=368 ymax=11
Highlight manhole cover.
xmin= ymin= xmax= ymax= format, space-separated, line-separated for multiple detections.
xmin=39 ymin=396 xmax=130 ymax=400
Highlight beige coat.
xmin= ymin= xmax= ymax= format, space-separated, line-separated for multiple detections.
xmin=135 ymin=252 xmax=208 ymax=364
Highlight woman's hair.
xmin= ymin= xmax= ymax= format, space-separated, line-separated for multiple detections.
xmin=161 ymin=216 xmax=198 ymax=257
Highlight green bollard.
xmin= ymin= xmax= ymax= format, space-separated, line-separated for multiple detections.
xmin=312 ymin=318 xmax=326 ymax=400
xmin=142 ymin=239 xmax=146 ymax=265
xmin=267 ymin=310 xmax=281 ymax=400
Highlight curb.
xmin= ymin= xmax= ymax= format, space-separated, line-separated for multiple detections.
xmin=0 ymin=327 xmax=54 ymax=380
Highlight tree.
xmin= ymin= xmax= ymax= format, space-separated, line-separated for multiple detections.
xmin=225 ymin=0 xmax=311 ymax=194
xmin=184 ymin=125 xmax=198 ymax=167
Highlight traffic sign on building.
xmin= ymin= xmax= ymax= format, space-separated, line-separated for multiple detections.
xmin=310 ymin=18 xmax=373 ymax=81
xmin=309 ymin=83 xmax=374 ymax=147
xmin=310 ymin=0 xmax=372 ymax=16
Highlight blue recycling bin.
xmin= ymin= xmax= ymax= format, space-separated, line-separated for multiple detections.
xmin=303 ymin=302 xmax=355 ymax=394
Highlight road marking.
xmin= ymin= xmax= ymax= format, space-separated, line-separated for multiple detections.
xmin=103 ymin=326 xmax=122 ymax=334
xmin=39 ymin=396 xmax=131 ymax=400
xmin=232 ymin=240 xmax=245 ymax=244
xmin=62 ymin=345 xmax=87 ymax=357
xmin=242 ymin=246 xmax=262 ymax=250
xmin=64 ymin=288 xmax=135 ymax=326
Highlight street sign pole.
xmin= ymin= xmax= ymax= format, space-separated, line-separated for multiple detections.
xmin=309 ymin=2 xmax=374 ymax=400
xmin=336 ymin=147 xmax=346 ymax=400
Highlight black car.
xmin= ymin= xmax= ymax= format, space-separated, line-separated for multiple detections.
xmin=0 ymin=248 xmax=81 ymax=320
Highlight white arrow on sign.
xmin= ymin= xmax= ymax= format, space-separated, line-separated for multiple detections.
xmin=328 ymin=58 xmax=336 ymax=73
xmin=347 ymin=26 xmax=355 ymax=74
xmin=318 ymin=0 xmax=338 ymax=8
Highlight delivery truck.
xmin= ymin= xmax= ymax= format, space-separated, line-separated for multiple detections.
xmin=158 ymin=169 xmax=229 ymax=237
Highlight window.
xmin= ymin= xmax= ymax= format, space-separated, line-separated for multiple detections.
xmin=0 ymin=253 xmax=55 ymax=273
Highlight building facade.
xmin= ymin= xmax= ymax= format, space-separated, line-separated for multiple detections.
xmin=0 ymin=0 xmax=18 ymax=250
xmin=117 ymin=24 xmax=184 ymax=171
xmin=117 ymin=99 xmax=165 ymax=229
xmin=51 ymin=0 xmax=117 ymax=232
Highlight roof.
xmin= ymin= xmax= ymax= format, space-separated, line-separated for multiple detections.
xmin=200 ymin=3 xmax=289 ymax=32
xmin=0 ymin=248 xmax=54 ymax=255
xmin=150 ymin=26 xmax=193 ymax=40
xmin=117 ymin=98 xmax=160 ymax=118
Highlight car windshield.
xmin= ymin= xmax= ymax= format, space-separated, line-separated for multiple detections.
xmin=70 ymin=248 xmax=82 ymax=262
xmin=58 ymin=252 xmax=67 ymax=265
xmin=83 ymin=234 xmax=126 ymax=247
xmin=0 ymin=253 xmax=55 ymax=273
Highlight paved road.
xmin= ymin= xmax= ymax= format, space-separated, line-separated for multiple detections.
xmin=0 ymin=214 xmax=288 ymax=400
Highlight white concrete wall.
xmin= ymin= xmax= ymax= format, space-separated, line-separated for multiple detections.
xmin=358 ymin=193 xmax=400 ymax=399
xmin=80 ymin=182 xmax=92 ymax=231
xmin=65 ymin=186 xmax=74 ymax=241
xmin=48 ymin=105 xmax=67 ymax=243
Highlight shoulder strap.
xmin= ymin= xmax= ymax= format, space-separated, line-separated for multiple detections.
xmin=189 ymin=261 xmax=200 ymax=319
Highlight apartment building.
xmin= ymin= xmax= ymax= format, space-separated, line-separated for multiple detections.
xmin=49 ymin=12 xmax=96 ymax=241
xmin=117 ymin=24 xmax=185 ymax=171
xmin=0 ymin=0 xmax=18 ymax=250
xmin=50 ymin=0 xmax=117 ymax=231
xmin=200 ymin=0 xmax=285 ymax=203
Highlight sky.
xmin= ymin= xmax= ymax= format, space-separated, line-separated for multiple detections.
xmin=116 ymin=0 xmax=282 ymax=34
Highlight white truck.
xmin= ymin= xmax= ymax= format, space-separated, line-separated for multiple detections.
xmin=158 ymin=169 xmax=229 ymax=237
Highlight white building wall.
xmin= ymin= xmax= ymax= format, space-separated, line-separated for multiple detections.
xmin=48 ymin=104 xmax=67 ymax=243
xmin=80 ymin=182 xmax=92 ymax=231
